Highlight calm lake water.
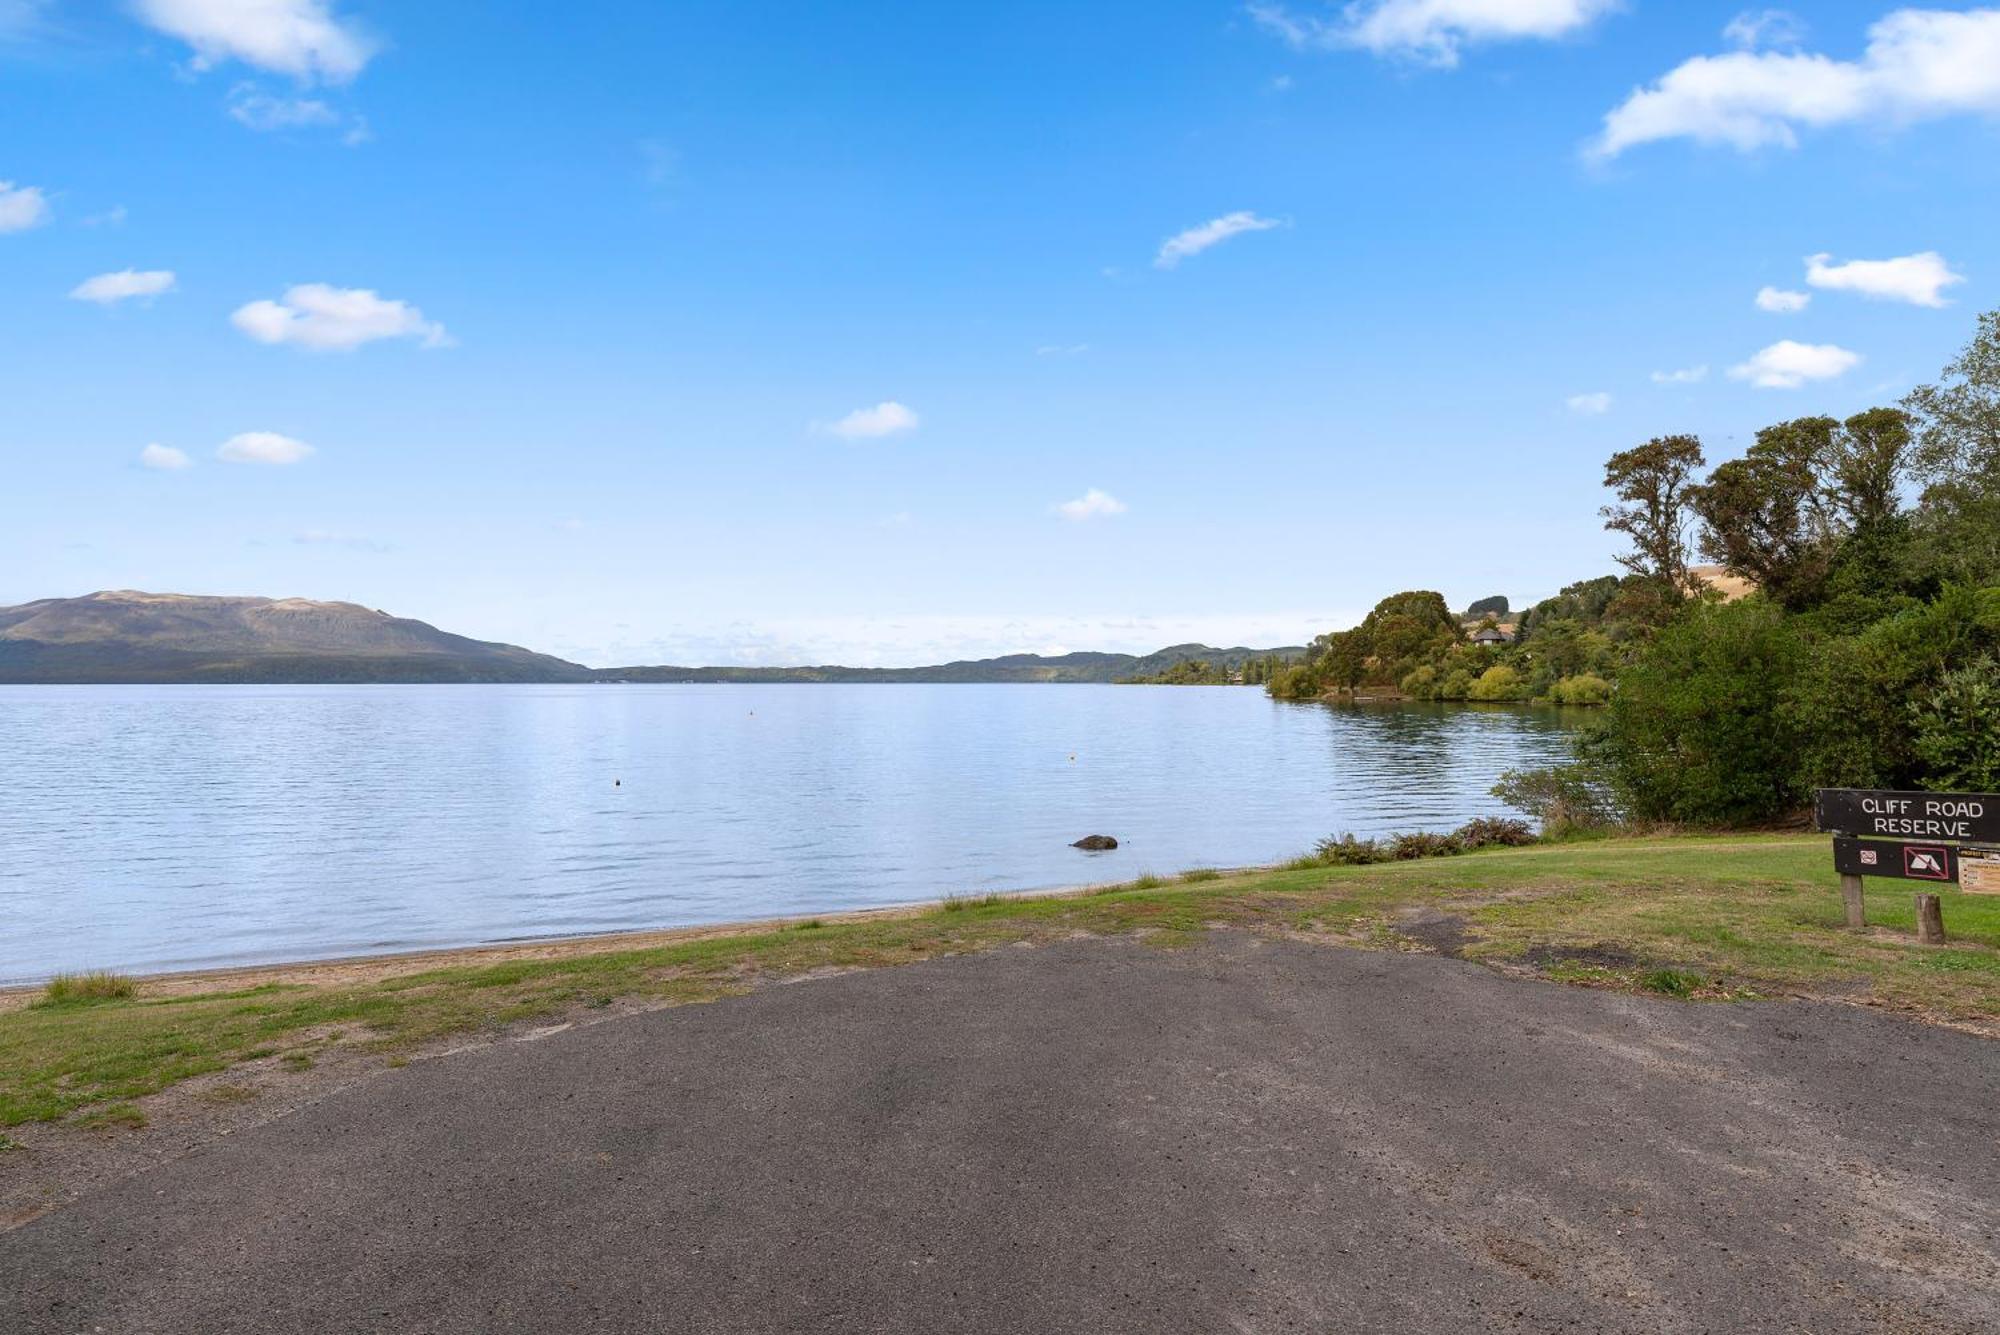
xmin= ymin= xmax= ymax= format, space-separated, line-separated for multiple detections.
xmin=0 ymin=685 xmax=1582 ymax=981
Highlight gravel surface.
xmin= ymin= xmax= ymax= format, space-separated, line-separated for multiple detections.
xmin=5 ymin=933 xmax=1997 ymax=1333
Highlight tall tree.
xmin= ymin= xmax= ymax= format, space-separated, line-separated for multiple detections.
xmin=1830 ymin=407 xmax=1913 ymax=531
xmin=1692 ymin=417 xmax=1836 ymax=611
xmin=1904 ymin=308 xmax=2000 ymax=584
xmin=1906 ymin=308 xmax=2000 ymax=490
xmin=1601 ymin=435 xmax=1705 ymax=596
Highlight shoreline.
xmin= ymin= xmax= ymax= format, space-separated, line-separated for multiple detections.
xmin=0 ymin=872 xmax=1155 ymax=1006
xmin=0 ymin=835 xmax=1825 ymax=1007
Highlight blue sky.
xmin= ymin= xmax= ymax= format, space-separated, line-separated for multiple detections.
xmin=3 ymin=1 xmax=1998 ymax=666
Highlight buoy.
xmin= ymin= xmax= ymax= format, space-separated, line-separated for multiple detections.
xmin=614 ymin=779 xmax=621 ymax=787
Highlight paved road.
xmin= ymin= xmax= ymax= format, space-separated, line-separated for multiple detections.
xmin=5 ymin=935 xmax=1998 ymax=1333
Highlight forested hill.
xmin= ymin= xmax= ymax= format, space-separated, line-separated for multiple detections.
xmin=0 ymin=591 xmax=594 ymax=684
xmin=0 ymin=593 xmax=1303 ymax=685
xmin=601 ymin=643 xmax=1305 ymax=684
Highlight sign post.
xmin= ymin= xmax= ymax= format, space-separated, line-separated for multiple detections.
xmin=1815 ymin=789 xmax=2000 ymax=942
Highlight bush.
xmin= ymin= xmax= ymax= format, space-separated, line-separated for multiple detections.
xmin=1454 ymin=816 xmax=1538 ymax=849
xmin=1787 ymin=584 xmax=2000 ymax=793
xmin=1492 ymin=763 xmax=1620 ymax=834
xmin=1911 ymin=656 xmax=2000 ymax=790
xmin=1466 ymin=665 xmax=1527 ymax=701
xmin=1598 ymin=601 xmax=1809 ymax=825
xmin=1311 ymin=833 xmax=1389 ymax=865
xmin=1399 ymin=664 xmax=1440 ymax=699
xmin=1549 ymin=673 xmax=1612 ymax=706
xmin=1266 ymin=663 xmax=1322 ymax=700
xmin=1389 ymin=831 xmax=1462 ymax=859
xmin=1437 ymin=668 xmax=1474 ymax=700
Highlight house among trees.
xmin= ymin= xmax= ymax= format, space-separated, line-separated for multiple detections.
xmin=1470 ymin=624 xmax=1517 ymax=645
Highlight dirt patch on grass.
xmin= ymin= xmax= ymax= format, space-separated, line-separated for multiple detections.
xmin=1521 ymin=943 xmax=1644 ymax=972
xmin=1391 ymin=909 xmax=1473 ymax=958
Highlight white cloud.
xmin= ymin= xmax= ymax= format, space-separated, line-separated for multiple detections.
xmin=1755 ymin=285 xmax=1811 ymax=313
xmin=1035 ymin=343 xmax=1090 ymax=357
xmin=1650 ymin=365 xmax=1709 ymax=385
xmin=1728 ymin=340 xmax=1861 ymax=389
xmin=81 ymin=205 xmax=128 ymax=227
xmin=1566 ymin=391 xmax=1613 ymax=415
xmin=131 ymin=0 xmax=375 ymax=82
xmin=1592 ymin=8 xmax=2000 ymax=159
xmin=823 ymin=401 xmax=919 ymax=440
xmin=1055 ymin=488 xmax=1128 ymax=521
xmin=70 ymin=269 xmax=177 ymax=304
xmin=1805 ymin=250 xmax=1965 ymax=308
xmin=231 ymin=283 xmax=449 ymax=350
xmin=1154 ymin=211 xmax=1280 ymax=268
xmin=226 ymin=84 xmax=339 ymax=129
xmin=1250 ymin=0 xmax=1620 ymax=68
xmin=139 ymin=443 xmax=192 ymax=470
xmin=217 ymin=430 xmax=314 ymax=464
xmin=0 ymin=180 xmax=49 ymax=232
xmin=1723 ymin=9 xmax=1806 ymax=50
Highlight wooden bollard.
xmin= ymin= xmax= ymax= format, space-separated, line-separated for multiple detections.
xmin=1840 ymin=874 xmax=1866 ymax=930
xmin=1914 ymin=893 xmax=1947 ymax=945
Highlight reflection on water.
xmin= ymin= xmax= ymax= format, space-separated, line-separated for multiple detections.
xmin=0 ymin=685 xmax=1582 ymax=980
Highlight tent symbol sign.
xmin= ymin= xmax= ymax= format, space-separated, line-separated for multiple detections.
xmin=1905 ymin=846 xmax=1951 ymax=880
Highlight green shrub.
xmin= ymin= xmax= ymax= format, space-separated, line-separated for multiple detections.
xmin=1492 ymin=762 xmax=1620 ymax=834
xmin=1598 ymin=601 xmax=1810 ymax=825
xmin=1400 ymin=664 xmax=1440 ymax=699
xmin=1549 ymin=673 xmax=1612 ymax=706
xmin=1389 ymin=831 xmax=1463 ymax=859
xmin=1453 ymin=816 xmax=1538 ymax=849
xmin=1911 ymin=655 xmax=2000 ymax=790
xmin=1311 ymin=833 xmax=1389 ymax=865
xmin=1266 ymin=664 xmax=1322 ymax=700
xmin=1466 ymin=665 xmax=1528 ymax=702
xmin=1437 ymin=668 xmax=1474 ymax=700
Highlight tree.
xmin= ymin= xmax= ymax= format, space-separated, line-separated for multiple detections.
xmin=1601 ymin=435 xmax=1705 ymax=597
xmin=1830 ymin=407 xmax=1913 ymax=531
xmin=1905 ymin=309 xmax=2000 ymax=585
xmin=1597 ymin=601 xmax=1808 ymax=825
xmin=1692 ymin=417 xmax=1837 ymax=611
xmin=1906 ymin=307 xmax=2000 ymax=491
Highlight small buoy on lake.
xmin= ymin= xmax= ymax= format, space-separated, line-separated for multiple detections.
xmin=614 ymin=779 xmax=621 ymax=787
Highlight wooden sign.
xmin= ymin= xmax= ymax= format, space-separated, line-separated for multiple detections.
xmin=1962 ymin=852 xmax=2000 ymax=897
xmin=1814 ymin=789 xmax=2000 ymax=843
xmin=1832 ymin=836 xmax=1959 ymax=883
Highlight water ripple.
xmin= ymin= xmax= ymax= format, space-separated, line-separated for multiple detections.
xmin=0 ymin=684 xmax=1580 ymax=981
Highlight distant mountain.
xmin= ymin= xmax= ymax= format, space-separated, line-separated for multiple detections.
xmin=601 ymin=643 xmax=1306 ymax=684
xmin=0 ymin=591 xmax=593 ymax=684
xmin=0 ymin=591 xmax=1306 ymax=685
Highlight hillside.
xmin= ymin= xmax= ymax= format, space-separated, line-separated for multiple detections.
xmin=601 ymin=643 xmax=1305 ymax=684
xmin=0 ymin=592 xmax=1305 ymax=685
xmin=0 ymin=592 xmax=592 ymax=684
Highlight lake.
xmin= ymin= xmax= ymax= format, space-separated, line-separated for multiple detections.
xmin=0 ymin=685 xmax=1582 ymax=981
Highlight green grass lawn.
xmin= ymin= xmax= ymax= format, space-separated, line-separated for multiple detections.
xmin=3 ymin=834 xmax=1997 ymax=1129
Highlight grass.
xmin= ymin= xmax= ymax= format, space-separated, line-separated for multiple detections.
xmin=1639 ymin=968 xmax=1705 ymax=998
xmin=35 ymin=971 xmax=136 ymax=1009
xmin=4 ymin=834 xmax=1999 ymax=1130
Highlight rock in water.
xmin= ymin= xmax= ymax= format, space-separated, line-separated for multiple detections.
xmin=1072 ymin=835 xmax=1118 ymax=851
